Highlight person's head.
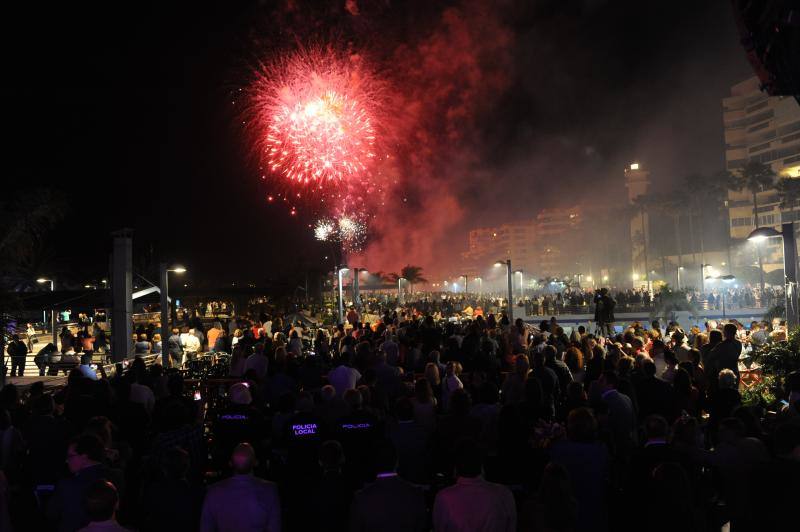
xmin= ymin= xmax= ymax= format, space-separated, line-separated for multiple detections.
xmin=230 ymin=382 xmax=253 ymax=405
xmin=718 ymin=417 xmax=746 ymax=444
xmin=543 ymin=344 xmax=558 ymax=362
xmin=343 ymin=388 xmax=363 ymax=410
xmin=708 ymin=329 xmax=723 ymax=345
xmin=319 ymin=440 xmax=345 ymax=472
xmin=664 ymin=350 xmax=678 ymax=367
xmin=137 ymin=333 xmax=147 ymax=342
xmin=32 ymin=393 xmax=55 ymax=416
xmin=230 ymin=443 xmax=258 ymax=474
xmin=671 ymin=330 xmax=685 ymax=345
xmin=320 ymin=384 xmax=336 ymax=402
xmin=718 ymin=368 xmax=737 ymax=390
xmin=514 ymin=354 xmax=530 ymax=376
xmin=564 ymin=347 xmax=583 ymax=373
xmin=453 ymin=438 xmax=483 ymax=478
xmin=67 ymin=434 xmax=105 ymax=474
xmin=599 ymin=370 xmax=618 ymax=391
xmin=85 ymin=416 xmax=113 ymax=448
xmin=642 ymin=358 xmax=657 ymax=378
xmin=449 ymin=388 xmax=472 ymax=416
xmin=644 ymin=415 xmax=669 ymax=442
xmin=296 ymin=391 xmax=314 ymax=413
xmin=85 ymin=480 xmax=119 ymax=523
xmin=723 ymin=323 xmax=738 ymax=340
xmin=566 ymin=407 xmax=597 ymax=443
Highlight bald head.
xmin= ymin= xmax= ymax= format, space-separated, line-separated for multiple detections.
xmin=231 ymin=443 xmax=257 ymax=474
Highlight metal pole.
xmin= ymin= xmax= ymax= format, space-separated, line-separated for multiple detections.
xmin=506 ymin=260 xmax=514 ymax=321
xmin=160 ymin=263 xmax=169 ymax=366
xmin=700 ymin=265 xmax=705 ymax=293
xmin=338 ymin=269 xmax=345 ymax=325
xmin=397 ymin=278 xmax=402 ymax=305
xmin=781 ymin=222 xmax=799 ymax=329
xmin=677 ymin=267 xmax=682 ymax=291
xmin=50 ymin=280 xmax=57 ymax=346
xmin=353 ymin=268 xmax=360 ymax=308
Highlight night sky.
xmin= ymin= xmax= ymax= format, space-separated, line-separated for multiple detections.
xmin=7 ymin=0 xmax=752 ymax=287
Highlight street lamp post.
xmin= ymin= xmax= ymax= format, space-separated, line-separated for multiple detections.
xmin=677 ymin=266 xmax=684 ymax=291
xmin=461 ymin=275 xmax=469 ymax=294
xmin=159 ymin=264 xmax=186 ymax=366
xmin=36 ymin=278 xmax=56 ymax=346
xmin=474 ymin=277 xmax=482 ymax=297
xmin=337 ymin=266 xmax=349 ymax=324
xmin=495 ymin=259 xmax=514 ymax=321
xmin=398 ymin=277 xmax=406 ymax=305
xmin=353 ymin=268 xmax=367 ymax=308
xmin=748 ymin=223 xmax=799 ymax=328
xmin=700 ymin=264 xmax=711 ymax=293
xmin=514 ymin=270 xmax=524 ymax=300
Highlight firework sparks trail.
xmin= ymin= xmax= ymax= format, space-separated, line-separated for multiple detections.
xmin=313 ymin=213 xmax=368 ymax=253
xmin=249 ymin=47 xmax=385 ymax=200
xmin=314 ymin=218 xmax=335 ymax=241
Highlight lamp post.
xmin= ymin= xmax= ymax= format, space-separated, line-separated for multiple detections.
xmin=677 ymin=266 xmax=684 ymax=291
xmin=159 ymin=264 xmax=186 ymax=365
xmin=397 ymin=277 xmax=406 ymax=305
xmin=353 ymin=268 xmax=367 ymax=308
xmin=700 ymin=264 xmax=711 ymax=293
xmin=514 ymin=270 xmax=524 ymax=299
xmin=461 ymin=275 xmax=469 ymax=294
xmin=748 ymin=223 xmax=798 ymax=328
xmin=36 ymin=278 xmax=57 ymax=346
xmin=495 ymin=259 xmax=514 ymax=321
xmin=474 ymin=277 xmax=483 ymax=297
xmin=337 ymin=266 xmax=349 ymax=324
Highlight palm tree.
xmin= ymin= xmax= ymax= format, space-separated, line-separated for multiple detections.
xmin=628 ymin=195 xmax=653 ymax=287
xmin=777 ymin=177 xmax=800 ymax=211
xmin=734 ymin=161 xmax=776 ymax=295
xmin=705 ymin=169 xmax=738 ymax=274
xmin=734 ymin=161 xmax=777 ymax=228
xmin=390 ymin=265 xmax=428 ymax=293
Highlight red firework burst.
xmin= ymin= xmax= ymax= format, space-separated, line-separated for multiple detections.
xmin=250 ymin=48 xmax=383 ymax=193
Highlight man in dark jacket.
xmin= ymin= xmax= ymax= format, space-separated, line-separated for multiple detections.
xmin=47 ymin=434 xmax=123 ymax=532
xmin=707 ymin=323 xmax=742 ymax=388
xmin=349 ymin=441 xmax=426 ymax=532
xmin=7 ymin=334 xmax=28 ymax=377
xmin=633 ymin=359 xmax=676 ymax=422
xmin=167 ymin=327 xmax=184 ymax=368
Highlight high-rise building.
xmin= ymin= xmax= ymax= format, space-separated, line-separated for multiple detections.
xmin=463 ymin=220 xmax=538 ymax=274
xmin=535 ymin=207 xmax=582 ymax=277
xmin=723 ymin=77 xmax=800 ymax=272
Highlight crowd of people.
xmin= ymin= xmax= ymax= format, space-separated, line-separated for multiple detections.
xmin=1 ymin=306 xmax=799 ymax=531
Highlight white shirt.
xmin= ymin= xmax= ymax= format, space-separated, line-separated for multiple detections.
xmin=328 ymin=365 xmax=361 ymax=397
xmin=181 ymin=333 xmax=200 ymax=353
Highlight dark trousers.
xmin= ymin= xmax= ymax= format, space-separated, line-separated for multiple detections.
xmin=11 ymin=356 xmax=26 ymax=376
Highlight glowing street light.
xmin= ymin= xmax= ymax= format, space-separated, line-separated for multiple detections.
xmin=700 ymin=264 xmax=712 ymax=293
xmin=337 ymin=266 xmax=349 ymax=324
xmin=748 ymin=223 xmax=798 ymax=328
xmin=397 ymin=277 xmax=406 ymax=304
xmin=37 ymin=278 xmax=57 ymax=345
xmin=160 ymin=264 xmax=187 ymax=364
xmin=494 ymin=259 xmax=514 ymax=321
xmin=677 ymin=266 xmax=685 ymax=291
